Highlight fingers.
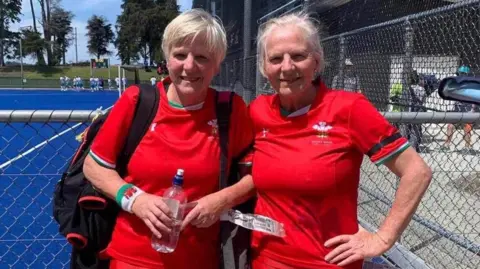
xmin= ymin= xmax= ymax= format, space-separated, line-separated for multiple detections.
xmin=145 ymin=218 xmax=163 ymax=239
xmin=325 ymin=242 xmax=351 ymax=262
xmin=149 ymin=203 xmax=174 ymax=227
xmin=181 ymin=207 xmax=200 ymax=230
xmin=328 ymin=247 xmax=353 ymax=264
xmin=324 ymin=234 xmax=350 ymax=248
xmin=155 ymin=198 xmax=173 ymax=217
xmin=148 ymin=211 xmax=172 ymax=235
xmin=192 ymin=215 xmax=213 ymax=228
xmin=337 ymin=254 xmax=363 ymax=267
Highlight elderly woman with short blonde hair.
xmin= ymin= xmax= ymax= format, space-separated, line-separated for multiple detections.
xmin=83 ymin=9 xmax=254 ymax=269
xmin=248 ymin=12 xmax=432 ymax=269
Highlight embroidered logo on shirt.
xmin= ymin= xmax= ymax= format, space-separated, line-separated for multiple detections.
xmin=313 ymin=122 xmax=332 ymax=138
xmin=150 ymin=123 xmax=157 ymax=132
xmin=208 ymin=119 xmax=218 ymax=138
xmin=261 ymin=128 xmax=269 ymax=138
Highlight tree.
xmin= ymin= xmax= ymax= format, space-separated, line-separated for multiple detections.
xmin=0 ymin=0 xmax=22 ymax=66
xmin=18 ymin=28 xmax=44 ymax=59
xmin=1 ymin=29 xmax=19 ymax=62
xmin=50 ymin=6 xmax=73 ymax=65
xmin=115 ymin=0 xmax=178 ymax=65
xmin=86 ymin=15 xmax=115 ymax=59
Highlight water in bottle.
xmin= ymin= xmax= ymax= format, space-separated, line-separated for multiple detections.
xmin=151 ymin=169 xmax=187 ymax=253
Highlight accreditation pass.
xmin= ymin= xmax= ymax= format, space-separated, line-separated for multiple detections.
xmin=220 ymin=209 xmax=286 ymax=237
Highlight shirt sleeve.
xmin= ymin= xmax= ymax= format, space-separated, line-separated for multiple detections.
xmin=230 ymin=94 xmax=254 ymax=172
xmin=89 ymin=86 xmax=140 ymax=169
xmin=349 ymin=95 xmax=410 ymax=166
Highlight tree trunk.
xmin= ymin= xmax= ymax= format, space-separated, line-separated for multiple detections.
xmin=62 ymin=45 xmax=66 ymax=65
xmin=45 ymin=0 xmax=53 ymax=65
xmin=149 ymin=44 xmax=154 ymax=66
xmin=30 ymin=0 xmax=45 ymax=65
xmin=0 ymin=22 xmax=4 ymax=66
xmin=39 ymin=0 xmax=53 ymax=65
xmin=30 ymin=0 xmax=38 ymax=31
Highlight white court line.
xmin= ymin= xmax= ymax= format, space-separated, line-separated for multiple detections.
xmin=0 ymin=106 xmax=112 ymax=171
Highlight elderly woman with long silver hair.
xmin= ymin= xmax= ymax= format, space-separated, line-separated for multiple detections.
xmin=247 ymin=12 xmax=432 ymax=269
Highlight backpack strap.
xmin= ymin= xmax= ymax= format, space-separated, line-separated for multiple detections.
xmin=116 ymin=84 xmax=160 ymax=177
xmin=216 ymin=91 xmax=234 ymax=190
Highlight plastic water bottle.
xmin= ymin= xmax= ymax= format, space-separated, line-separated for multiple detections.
xmin=151 ymin=169 xmax=187 ymax=253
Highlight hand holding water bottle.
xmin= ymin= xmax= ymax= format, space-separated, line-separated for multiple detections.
xmin=181 ymin=191 xmax=229 ymax=229
xmin=131 ymin=193 xmax=175 ymax=240
xmin=151 ymin=169 xmax=189 ymax=253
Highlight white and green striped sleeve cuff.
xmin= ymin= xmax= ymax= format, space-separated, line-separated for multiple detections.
xmin=374 ymin=141 xmax=410 ymax=166
xmin=88 ymin=150 xmax=116 ymax=169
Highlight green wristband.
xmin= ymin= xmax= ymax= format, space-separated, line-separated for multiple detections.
xmin=115 ymin=184 xmax=134 ymax=206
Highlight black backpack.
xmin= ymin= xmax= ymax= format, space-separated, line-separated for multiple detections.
xmin=53 ymin=84 xmax=253 ymax=269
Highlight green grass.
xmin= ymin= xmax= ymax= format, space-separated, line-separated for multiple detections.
xmin=0 ymin=66 xmax=160 ymax=81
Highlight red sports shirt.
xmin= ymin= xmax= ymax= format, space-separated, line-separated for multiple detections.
xmin=89 ymin=78 xmax=253 ymax=268
xmin=249 ymin=82 xmax=408 ymax=269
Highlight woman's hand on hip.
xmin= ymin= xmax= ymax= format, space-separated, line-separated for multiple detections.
xmin=131 ymin=193 xmax=174 ymax=239
xmin=324 ymin=227 xmax=392 ymax=266
xmin=181 ymin=192 xmax=228 ymax=230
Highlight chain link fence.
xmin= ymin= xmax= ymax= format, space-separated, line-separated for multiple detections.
xmin=0 ymin=111 xmax=479 ymax=268
xmin=360 ymin=112 xmax=480 ymax=269
xmin=214 ymin=0 xmax=480 ymax=109
xmin=0 ymin=111 xmax=96 ymax=268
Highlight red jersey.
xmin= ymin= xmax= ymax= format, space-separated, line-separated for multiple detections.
xmin=249 ymin=83 xmax=408 ymax=269
xmin=89 ymin=78 xmax=253 ymax=268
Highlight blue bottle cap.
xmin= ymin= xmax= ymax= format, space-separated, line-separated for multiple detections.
xmin=173 ymin=169 xmax=184 ymax=186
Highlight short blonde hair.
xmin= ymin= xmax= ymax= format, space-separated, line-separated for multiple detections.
xmin=257 ymin=12 xmax=325 ymax=77
xmin=162 ymin=9 xmax=227 ymax=65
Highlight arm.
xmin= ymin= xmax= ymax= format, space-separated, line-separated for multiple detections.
xmin=378 ymin=147 xmax=432 ymax=244
xmin=83 ymin=87 xmax=173 ymax=238
xmin=83 ymin=155 xmax=127 ymax=200
xmin=216 ymin=174 xmax=255 ymax=210
xmin=181 ymin=174 xmax=255 ymax=229
xmin=325 ymin=147 xmax=431 ymax=266
xmin=84 ymin=155 xmax=173 ymax=238
xmin=182 ymin=94 xmax=256 ymax=229
xmin=325 ymin=96 xmax=432 ymax=266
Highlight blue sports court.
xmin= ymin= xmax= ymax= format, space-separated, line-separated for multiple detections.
xmin=0 ymin=89 xmax=118 ymax=268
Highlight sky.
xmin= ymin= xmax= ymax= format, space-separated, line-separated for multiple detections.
xmin=10 ymin=0 xmax=193 ymax=65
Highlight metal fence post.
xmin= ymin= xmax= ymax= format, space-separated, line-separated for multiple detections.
xmin=338 ymin=35 xmax=346 ymax=88
xmin=255 ymin=54 xmax=262 ymax=98
xmin=19 ymin=38 xmax=24 ymax=88
xmin=243 ymin=0 xmax=252 ymax=103
xmin=402 ymin=19 xmax=414 ymax=111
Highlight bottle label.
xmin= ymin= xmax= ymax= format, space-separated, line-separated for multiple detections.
xmin=220 ymin=209 xmax=285 ymax=237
